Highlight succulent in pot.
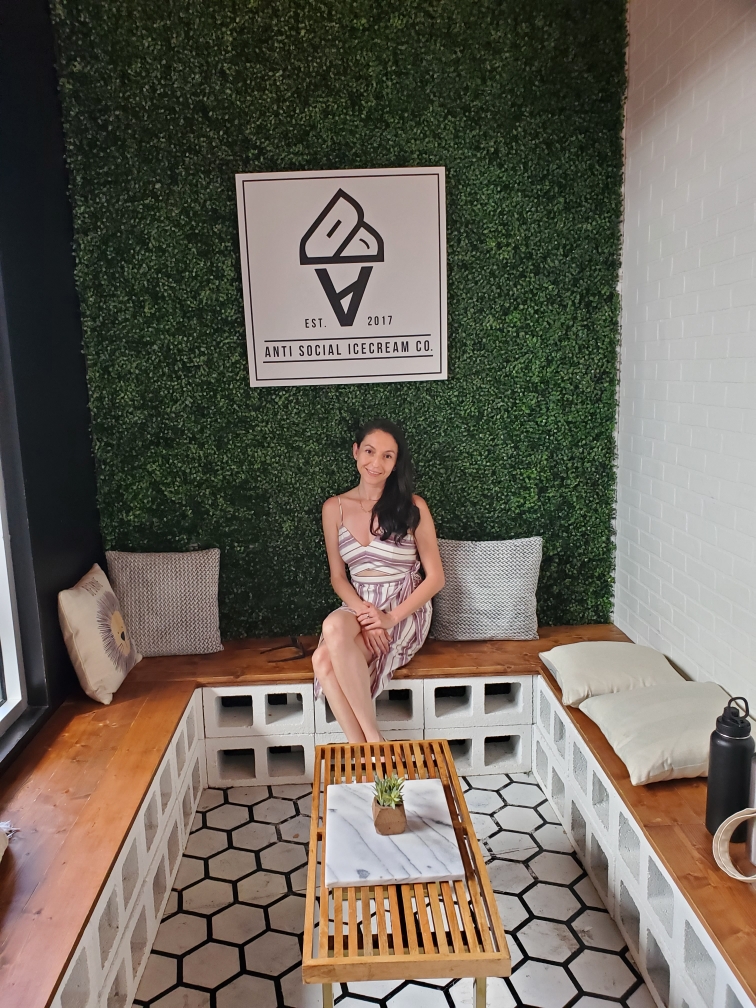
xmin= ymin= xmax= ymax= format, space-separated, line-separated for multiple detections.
xmin=372 ymin=773 xmax=406 ymax=835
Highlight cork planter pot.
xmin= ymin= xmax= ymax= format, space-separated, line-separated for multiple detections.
xmin=372 ymin=799 xmax=407 ymax=836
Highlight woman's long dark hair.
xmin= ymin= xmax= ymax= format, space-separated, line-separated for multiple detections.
xmin=355 ymin=419 xmax=420 ymax=541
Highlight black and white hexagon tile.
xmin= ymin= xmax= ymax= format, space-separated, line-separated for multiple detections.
xmin=134 ymin=774 xmax=656 ymax=1008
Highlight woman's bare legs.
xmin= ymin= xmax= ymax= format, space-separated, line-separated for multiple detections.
xmin=320 ymin=610 xmax=383 ymax=742
xmin=312 ymin=644 xmax=366 ymax=743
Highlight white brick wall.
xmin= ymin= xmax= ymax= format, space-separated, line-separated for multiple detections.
xmin=615 ymin=0 xmax=756 ymax=704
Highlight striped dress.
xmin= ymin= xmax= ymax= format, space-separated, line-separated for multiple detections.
xmin=315 ymin=506 xmax=432 ymax=700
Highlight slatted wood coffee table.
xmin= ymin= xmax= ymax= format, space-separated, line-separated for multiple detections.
xmin=303 ymin=739 xmax=510 ymax=1007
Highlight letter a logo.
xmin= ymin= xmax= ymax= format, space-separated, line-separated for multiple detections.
xmin=300 ymin=190 xmax=384 ymax=327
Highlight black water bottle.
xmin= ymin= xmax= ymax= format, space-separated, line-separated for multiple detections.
xmin=706 ymin=697 xmax=754 ymax=842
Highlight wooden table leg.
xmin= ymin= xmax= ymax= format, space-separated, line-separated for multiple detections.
xmin=322 ymin=982 xmax=334 ymax=1008
xmin=474 ymin=976 xmax=487 ymax=1008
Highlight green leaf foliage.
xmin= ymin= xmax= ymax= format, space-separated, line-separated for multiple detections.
xmin=373 ymin=773 xmax=405 ymax=809
xmin=50 ymin=0 xmax=626 ymax=637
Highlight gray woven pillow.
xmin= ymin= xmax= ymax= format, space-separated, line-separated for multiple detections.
xmin=105 ymin=549 xmax=222 ymax=657
xmin=431 ymin=537 xmax=542 ymax=641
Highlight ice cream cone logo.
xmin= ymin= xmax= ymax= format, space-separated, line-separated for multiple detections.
xmin=300 ymin=190 xmax=384 ymax=326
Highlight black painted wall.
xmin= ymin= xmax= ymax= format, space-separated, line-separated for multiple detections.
xmin=0 ymin=0 xmax=103 ymax=761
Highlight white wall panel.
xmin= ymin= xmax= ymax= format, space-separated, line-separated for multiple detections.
xmin=616 ymin=0 xmax=756 ymax=703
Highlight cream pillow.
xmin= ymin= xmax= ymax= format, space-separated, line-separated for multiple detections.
xmin=579 ymin=681 xmax=730 ymax=785
xmin=539 ymin=641 xmax=681 ymax=707
xmin=58 ymin=564 xmax=141 ymax=704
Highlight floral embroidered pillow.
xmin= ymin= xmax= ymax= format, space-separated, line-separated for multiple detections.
xmin=58 ymin=563 xmax=141 ymax=704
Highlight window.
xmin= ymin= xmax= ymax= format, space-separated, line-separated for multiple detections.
xmin=0 ymin=459 xmax=26 ymax=735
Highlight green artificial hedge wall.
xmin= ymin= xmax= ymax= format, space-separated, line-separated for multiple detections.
xmin=51 ymin=0 xmax=626 ymax=637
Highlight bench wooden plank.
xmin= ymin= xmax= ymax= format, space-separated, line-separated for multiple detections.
xmin=0 ymin=678 xmax=194 ymax=1008
xmin=131 ymin=623 xmax=632 ymax=685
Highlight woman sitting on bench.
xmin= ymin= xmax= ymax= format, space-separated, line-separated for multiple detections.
xmin=313 ymin=419 xmax=445 ymax=743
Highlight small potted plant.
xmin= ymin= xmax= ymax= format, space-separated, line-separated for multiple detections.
xmin=372 ymin=773 xmax=406 ymax=835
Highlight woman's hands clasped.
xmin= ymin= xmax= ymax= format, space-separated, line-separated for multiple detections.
xmin=352 ymin=602 xmax=396 ymax=658
xmin=357 ymin=603 xmax=397 ymax=633
xmin=361 ymin=627 xmax=391 ymax=657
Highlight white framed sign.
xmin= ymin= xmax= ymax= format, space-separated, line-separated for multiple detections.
xmin=235 ymin=166 xmax=447 ymax=387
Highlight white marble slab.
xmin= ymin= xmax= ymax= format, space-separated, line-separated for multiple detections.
xmin=324 ymin=778 xmax=465 ymax=888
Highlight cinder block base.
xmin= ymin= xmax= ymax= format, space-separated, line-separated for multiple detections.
xmin=205 ymin=734 xmax=315 ymax=787
xmin=424 ymin=674 xmax=534 ymax=731
xmin=425 ymin=724 xmax=532 ymax=776
xmin=203 ymin=683 xmax=314 ymax=738
xmin=314 ymin=679 xmax=424 ymax=735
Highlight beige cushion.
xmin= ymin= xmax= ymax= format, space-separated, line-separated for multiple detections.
xmin=579 ymin=681 xmax=730 ymax=785
xmin=539 ymin=641 xmax=681 ymax=707
xmin=106 ymin=549 xmax=222 ymax=657
xmin=58 ymin=564 xmax=141 ymax=704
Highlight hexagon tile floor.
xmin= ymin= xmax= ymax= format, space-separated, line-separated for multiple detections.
xmin=133 ymin=772 xmax=655 ymax=1008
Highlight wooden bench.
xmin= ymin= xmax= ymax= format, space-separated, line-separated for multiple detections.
xmin=534 ymin=670 xmax=756 ymax=1008
xmin=1 ymin=623 xmax=755 ymax=1008
xmin=0 ymin=625 xmax=623 ymax=1008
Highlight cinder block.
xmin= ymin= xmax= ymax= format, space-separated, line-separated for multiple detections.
xmin=590 ymin=768 xmax=612 ymax=834
xmin=426 ymin=723 xmax=532 ymax=776
xmin=549 ymin=762 xmax=567 ymax=821
xmin=205 ymin=734 xmax=314 ymax=787
xmin=551 ymin=706 xmax=568 ymax=764
xmin=109 ymin=872 xmax=159 ymax=1004
xmin=50 ymin=691 xmax=206 ymax=1008
xmin=173 ymin=690 xmax=203 ymax=773
xmin=537 ymin=682 xmax=553 ymax=735
xmin=482 ymin=725 xmax=532 ymax=774
xmin=186 ymin=690 xmax=202 ymax=747
xmin=423 ymin=728 xmax=477 ymax=776
xmin=164 ymin=801 xmax=184 ymax=884
xmin=140 ymin=784 xmax=163 ymax=862
xmin=375 ymin=680 xmax=424 ymax=730
xmin=643 ymin=927 xmax=673 ymax=1008
xmin=125 ymin=898 xmax=150 ymax=988
xmin=146 ymin=847 xmax=172 ymax=931
xmin=177 ymin=757 xmax=199 ymax=844
xmin=93 ymin=863 xmax=125 ymax=978
xmin=568 ymin=796 xmax=588 ymax=860
xmin=101 ymin=944 xmax=132 ymax=1008
xmin=423 ymin=675 xmax=533 ymax=731
xmin=314 ymin=680 xmax=424 ymax=735
xmin=156 ymin=747 xmax=178 ymax=818
xmin=203 ymin=684 xmax=314 ymax=738
xmin=118 ymin=831 xmax=142 ymax=922
xmin=617 ymin=808 xmax=643 ymax=883
xmin=51 ymin=930 xmax=98 ymax=1008
xmin=533 ymin=734 xmax=550 ymax=793
xmin=314 ymin=693 xmax=340 ymax=734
